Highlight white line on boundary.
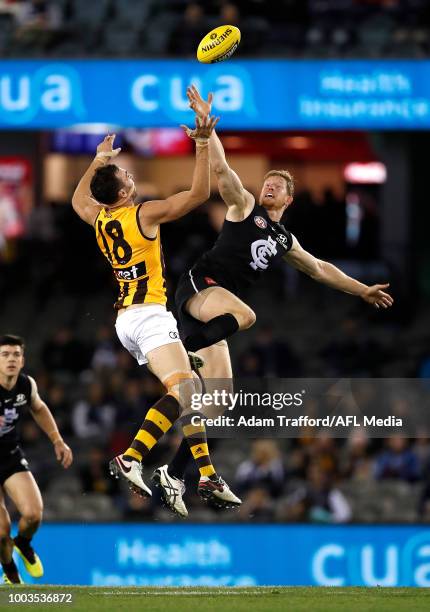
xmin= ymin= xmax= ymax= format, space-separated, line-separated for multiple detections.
xmin=91 ymin=591 xmax=270 ymax=596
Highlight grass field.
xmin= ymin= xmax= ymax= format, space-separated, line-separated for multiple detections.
xmin=1 ymin=587 xmax=430 ymax=611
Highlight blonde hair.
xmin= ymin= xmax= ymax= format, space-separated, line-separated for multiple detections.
xmin=264 ymin=170 xmax=295 ymax=197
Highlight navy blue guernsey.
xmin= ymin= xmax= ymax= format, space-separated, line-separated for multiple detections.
xmin=0 ymin=373 xmax=32 ymax=452
xmin=195 ymin=203 xmax=293 ymax=296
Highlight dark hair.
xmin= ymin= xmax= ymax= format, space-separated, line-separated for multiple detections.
xmin=0 ymin=335 xmax=25 ymax=351
xmin=90 ymin=164 xmax=123 ymax=205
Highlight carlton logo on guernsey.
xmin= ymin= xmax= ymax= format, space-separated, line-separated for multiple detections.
xmin=95 ymin=204 xmax=167 ymax=310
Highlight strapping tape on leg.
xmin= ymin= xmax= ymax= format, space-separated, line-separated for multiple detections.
xmin=163 ymin=371 xmax=194 ymax=392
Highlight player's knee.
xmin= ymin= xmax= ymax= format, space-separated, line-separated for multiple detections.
xmin=238 ymin=308 xmax=256 ymax=330
xmin=22 ymin=507 xmax=43 ymax=526
xmin=169 ymin=377 xmax=200 ymax=413
xmin=181 ymin=379 xmax=201 ymax=411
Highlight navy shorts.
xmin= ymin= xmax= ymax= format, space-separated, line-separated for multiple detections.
xmin=0 ymin=446 xmax=30 ymax=486
xmin=175 ymin=265 xmax=224 ymax=339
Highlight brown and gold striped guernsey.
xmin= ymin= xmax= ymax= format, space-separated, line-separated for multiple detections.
xmin=95 ymin=204 xmax=167 ymax=310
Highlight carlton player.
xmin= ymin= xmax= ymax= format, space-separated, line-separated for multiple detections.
xmin=0 ymin=335 xmax=72 ymax=584
xmin=153 ymin=85 xmax=394 ymax=516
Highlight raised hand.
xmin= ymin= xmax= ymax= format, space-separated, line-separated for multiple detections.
xmin=96 ymin=134 xmax=121 ymax=160
xmin=181 ymin=114 xmax=220 ymax=142
xmin=362 ymin=283 xmax=394 ymax=309
xmin=187 ymin=85 xmax=213 ymax=118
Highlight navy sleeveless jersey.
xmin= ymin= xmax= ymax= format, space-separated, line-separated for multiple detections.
xmin=196 ymin=203 xmax=293 ymax=295
xmin=0 ymin=373 xmax=32 ymax=451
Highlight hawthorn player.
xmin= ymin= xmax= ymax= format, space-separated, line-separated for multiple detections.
xmin=71 ymin=114 xmax=241 ymax=517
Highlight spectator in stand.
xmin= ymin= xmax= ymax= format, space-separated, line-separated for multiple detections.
xmin=320 ymin=317 xmax=385 ymax=376
xmin=236 ymin=349 xmax=264 ymax=377
xmin=114 ymin=348 xmax=140 ymax=378
xmin=72 ymin=380 xmax=115 ymax=439
xmin=417 ymin=450 xmax=430 ymax=520
xmin=374 ymin=437 xmax=421 ymax=482
xmin=285 ymin=443 xmax=309 ymax=480
xmin=13 ymin=0 xmax=63 ymax=51
xmin=279 ymin=462 xmax=352 ymax=523
xmin=168 ymin=3 xmax=209 ymax=55
xmin=218 ymin=2 xmax=268 ymax=55
xmin=114 ymin=378 xmax=146 ymax=434
xmin=107 ymin=370 xmax=165 ymax=459
xmin=79 ymin=446 xmax=120 ymax=497
xmin=91 ymin=323 xmax=119 ymax=372
xmin=413 ymin=432 xmax=430 ymax=469
xmin=44 ymin=382 xmax=73 ymax=437
xmin=237 ymin=487 xmax=275 ymax=522
xmin=307 ymin=435 xmax=340 ymax=476
xmin=236 ymin=440 xmax=286 ymax=498
xmin=246 ymin=324 xmax=302 ymax=377
xmin=42 ymin=326 xmax=91 ymax=375
xmin=141 ymin=373 xmax=164 ymax=409
xmin=219 ymin=2 xmax=241 ymax=26
xmin=340 ymin=432 xmax=373 ymax=480
xmin=122 ymin=489 xmax=155 ymax=521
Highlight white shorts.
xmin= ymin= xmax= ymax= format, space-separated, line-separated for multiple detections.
xmin=115 ymin=304 xmax=181 ymax=365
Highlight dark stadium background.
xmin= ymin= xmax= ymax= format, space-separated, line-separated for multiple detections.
xmin=2 ymin=0 xmax=430 ymax=588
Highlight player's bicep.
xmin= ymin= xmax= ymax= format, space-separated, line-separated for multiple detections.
xmin=139 ymin=192 xmax=196 ymax=225
xmin=72 ymin=197 xmax=100 ymax=226
xmin=139 ymin=198 xmax=168 ymax=224
xmin=283 ymin=234 xmax=322 ymax=278
xmin=216 ymin=166 xmax=250 ymax=209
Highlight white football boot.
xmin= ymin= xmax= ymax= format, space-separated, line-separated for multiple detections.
xmin=151 ymin=465 xmax=188 ymax=518
xmin=109 ymin=454 xmax=152 ymax=497
xmin=198 ymin=475 xmax=242 ymax=509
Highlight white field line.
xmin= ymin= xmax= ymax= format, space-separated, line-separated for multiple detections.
xmin=90 ymin=590 xmax=271 ymax=596
xmin=87 ymin=588 xmax=424 ymax=597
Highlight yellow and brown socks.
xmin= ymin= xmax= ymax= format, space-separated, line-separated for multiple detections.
xmin=181 ymin=413 xmax=216 ymax=478
xmin=123 ymin=393 xmax=181 ymax=462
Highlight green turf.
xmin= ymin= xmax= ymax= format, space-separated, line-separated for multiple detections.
xmin=1 ymin=586 xmax=430 ymax=612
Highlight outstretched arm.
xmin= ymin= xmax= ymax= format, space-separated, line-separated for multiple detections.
xmin=71 ymin=134 xmax=121 ymax=225
xmin=29 ymin=377 xmax=73 ymax=468
xmin=284 ymin=235 xmax=394 ymax=308
xmin=140 ymin=115 xmax=218 ymax=226
xmin=187 ymin=85 xmax=254 ymax=213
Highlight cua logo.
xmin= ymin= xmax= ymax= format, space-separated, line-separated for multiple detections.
xmin=312 ymin=532 xmax=430 ymax=587
xmin=0 ymin=64 xmax=85 ymax=125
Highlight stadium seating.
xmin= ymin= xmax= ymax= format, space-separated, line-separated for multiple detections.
xmin=1 ymin=0 xmax=430 ymax=58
